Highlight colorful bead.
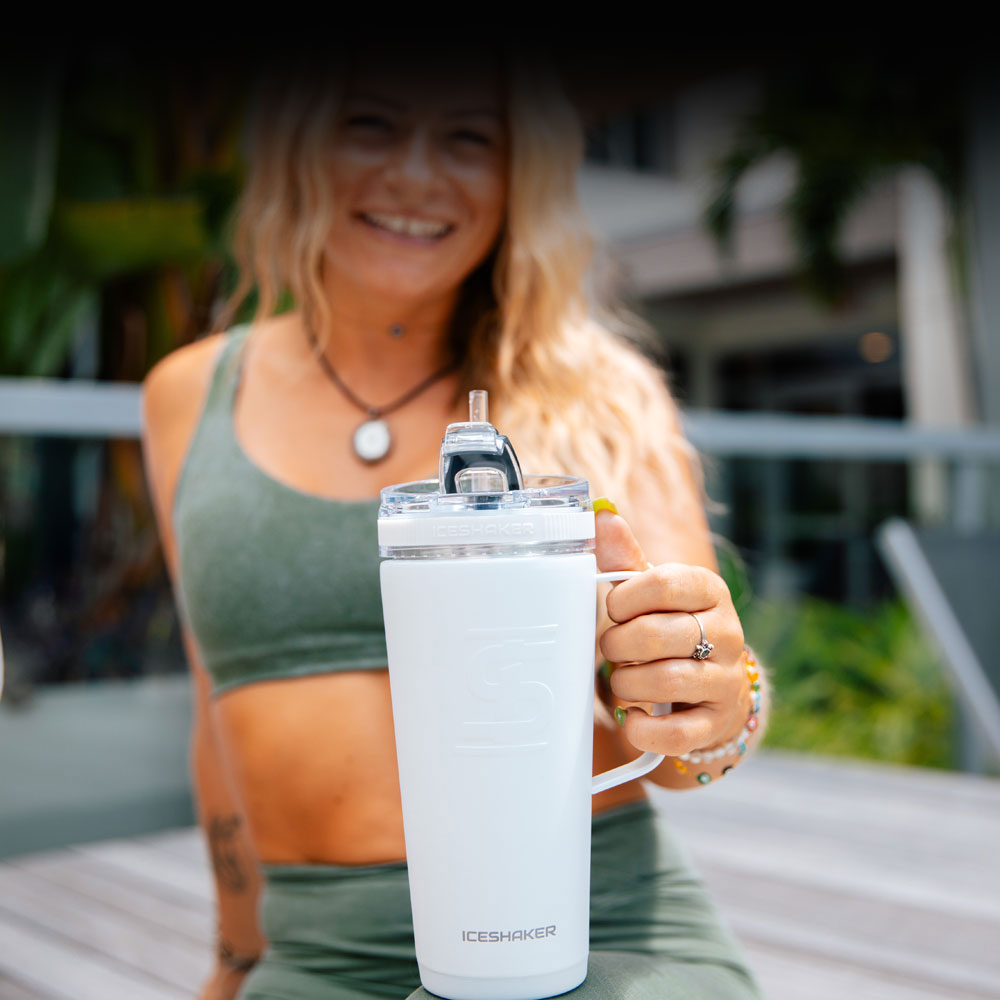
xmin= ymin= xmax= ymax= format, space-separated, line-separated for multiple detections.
xmin=677 ymin=645 xmax=762 ymax=786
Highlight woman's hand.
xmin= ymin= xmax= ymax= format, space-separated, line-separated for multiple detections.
xmin=594 ymin=506 xmax=752 ymax=770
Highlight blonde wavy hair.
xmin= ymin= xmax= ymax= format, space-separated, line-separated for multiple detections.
xmin=215 ymin=48 xmax=703 ymax=531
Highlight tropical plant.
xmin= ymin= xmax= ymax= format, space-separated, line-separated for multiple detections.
xmin=704 ymin=54 xmax=967 ymax=305
xmin=1 ymin=51 xmax=247 ymax=378
xmin=716 ymin=542 xmax=956 ymax=768
xmin=0 ymin=51 xmax=249 ymax=696
xmin=749 ymin=596 xmax=956 ymax=768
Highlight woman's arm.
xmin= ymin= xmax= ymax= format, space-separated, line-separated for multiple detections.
xmin=141 ymin=339 xmax=266 ymax=997
xmin=186 ymin=633 xmax=267 ymax=996
xmin=593 ymin=416 xmax=771 ymax=790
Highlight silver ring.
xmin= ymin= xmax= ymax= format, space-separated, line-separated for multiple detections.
xmin=687 ymin=612 xmax=714 ymax=660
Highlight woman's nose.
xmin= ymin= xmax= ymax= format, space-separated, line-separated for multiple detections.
xmin=385 ymin=127 xmax=440 ymax=190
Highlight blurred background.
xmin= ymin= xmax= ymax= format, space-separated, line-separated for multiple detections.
xmin=1 ymin=38 xmax=999 ymax=859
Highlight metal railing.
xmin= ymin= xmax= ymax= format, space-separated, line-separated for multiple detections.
xmin=4 ymin=379 xmax=998 ymax=526
xmin=4 ymin=376 xmax=1000 ymax=456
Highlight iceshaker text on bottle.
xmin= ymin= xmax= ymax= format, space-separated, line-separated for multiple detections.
xmin=378 ymin=390 xmax=668 ymax=1000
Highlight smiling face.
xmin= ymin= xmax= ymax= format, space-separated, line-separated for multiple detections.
xmin=321 ymin=53 xmax=510 ymax=310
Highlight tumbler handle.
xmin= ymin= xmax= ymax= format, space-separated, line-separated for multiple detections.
xmin=591 ymin=570 xmax=670 ymax=795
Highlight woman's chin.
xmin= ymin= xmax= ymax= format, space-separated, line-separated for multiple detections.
xmin=335 ymin=268 xmax=465 ymax=308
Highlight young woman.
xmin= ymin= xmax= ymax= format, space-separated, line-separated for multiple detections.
xmin=142 ymin=45 xmax=766 ymax=1000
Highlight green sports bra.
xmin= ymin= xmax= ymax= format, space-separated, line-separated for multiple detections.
xmin=172 ymin=325 xmax=388 ymax=696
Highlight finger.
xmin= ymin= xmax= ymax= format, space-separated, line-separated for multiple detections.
xmin=608 ymin=658 xmax=729 ymax=705
xmin=600 ymin=609 xmax=743 ymax=665
xmin=620 ymin=703 xmax=717 ymax=758
xmin=593 ymin=505 xmax=648 ymax=574
xmin=605 ymin=562 xmax=730 ymax=622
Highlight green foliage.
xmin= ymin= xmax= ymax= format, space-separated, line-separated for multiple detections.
xmin=0 ymin=61 xmax=60 ymax=263
xmin=745 ymin=597 xmax=957 ymax=769
xmin=0 ymin=53 xmax=246 ymax=378
xmin=705 ymin=56 xmax=966 ymax=305
xmin=714 ymin=534 xmax=754 ymax=617
xmin=51 ymin=197 xmax=209 ymax=279
xmin=0 ymin=252 xmax=99 ymax=376
xmin=715 ymin=540 xmax=956 ymax=767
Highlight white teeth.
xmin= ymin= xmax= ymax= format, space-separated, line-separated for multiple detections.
xmin=364 ymin=213 xmax=451 ymax=239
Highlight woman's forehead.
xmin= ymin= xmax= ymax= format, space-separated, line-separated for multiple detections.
xmin=344 ymin=54 xmax=505 ymax=115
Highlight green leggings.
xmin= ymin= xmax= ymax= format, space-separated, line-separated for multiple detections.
xmin=236 ymin=799 xmax=762 ymax=999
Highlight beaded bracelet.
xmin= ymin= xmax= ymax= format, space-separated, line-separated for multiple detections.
xmin=674 ymin=646 xmax=762 ymax=784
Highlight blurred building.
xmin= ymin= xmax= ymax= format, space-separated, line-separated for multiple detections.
xmin=576 ymin=71 xmax=999 ymax=605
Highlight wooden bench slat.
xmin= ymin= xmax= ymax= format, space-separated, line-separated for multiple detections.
xmin=0 ymin=972 xmax=56 ymax=1000
xmin=662 ymin=765 xmax=1000 ymax=863
xmin=136 ymin=827 xmax=208 ymax=866
xmin=743 ymin=942 xmax=981 ymax=1000
xmin=69 ymin=838 xmax=213 ymax=904
xmin=0 ymin=910 xmax=188 ymax=1000
xmin=724 ymin=906 xmax=999 ymax=999
xmin=696 ymin=861 xmax=1000 ymax=984
xmin=0 ymin=867 xmax=210 ymax=992
xmin=10 ymin=849 xmax=213 ymax=943
xmin=672 ymin=823 xmax=1000 ymax=923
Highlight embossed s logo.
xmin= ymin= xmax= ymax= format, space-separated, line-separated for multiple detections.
xmin=452 ymin=625 xmax=557 ymax=754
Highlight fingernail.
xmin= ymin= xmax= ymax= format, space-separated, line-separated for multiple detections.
xmin=593 ymin=497 xmax=618 ymax=515
xmin=614 ymin=706 xmax=627 ymax=727
xmin=599 ymin=660 xmax=613 ymax=680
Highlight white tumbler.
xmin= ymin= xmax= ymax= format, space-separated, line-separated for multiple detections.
xmin=378 ymin=391 xmax=667 ymax=1000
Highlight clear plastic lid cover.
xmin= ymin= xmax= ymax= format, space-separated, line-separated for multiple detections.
xmin=378 ymin=473 xmax=591 ymax=518
xmin=376 ymin=474 xmax=594 ymax=555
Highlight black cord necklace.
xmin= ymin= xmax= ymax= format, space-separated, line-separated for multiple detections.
xmin=304 ymin=319 xmax=460 ymax=464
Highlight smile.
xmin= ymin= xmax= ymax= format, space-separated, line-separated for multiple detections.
xmin=359 ymin=212 xmax=454 ymax=240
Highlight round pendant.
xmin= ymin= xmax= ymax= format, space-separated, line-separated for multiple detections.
xmin=353 ymin=418 xmax=391 ymax=463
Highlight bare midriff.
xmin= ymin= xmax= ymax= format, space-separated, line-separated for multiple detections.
xmin=213 ymin=670 xmax=648 ymax=865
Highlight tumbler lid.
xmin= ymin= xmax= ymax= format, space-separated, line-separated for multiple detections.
xmin=377 ymin=474 xmax=594 ymax=555
xmin=378 ymin=390 xmax=595 ymax=556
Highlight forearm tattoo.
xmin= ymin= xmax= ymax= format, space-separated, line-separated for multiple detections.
xmin=208 ymin=814 xmax=250 ymax=893
xmin=218 ymin=937 xmax=259 ymax=972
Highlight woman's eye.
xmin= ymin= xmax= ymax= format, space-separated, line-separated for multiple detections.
xmin=347 ymin=115 xmax=392 ymax=131
xmin=452 ymin=129 xmax=491 ymax=146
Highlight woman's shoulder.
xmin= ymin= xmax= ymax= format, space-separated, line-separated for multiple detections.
xmin=142 ymin=327 xmax=247 ymax=407
xmin=143 ymin=323 xmax=254 ymax=422
xmin=140 ymin=329 xmax=244 ymax=520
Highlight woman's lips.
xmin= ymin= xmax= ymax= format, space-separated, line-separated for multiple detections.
xmin=356 ymin=212 xmax=455 ymax=245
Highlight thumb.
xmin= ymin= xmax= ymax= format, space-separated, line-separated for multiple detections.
xmin=593 ymin=499 xmax=649 ymax=574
